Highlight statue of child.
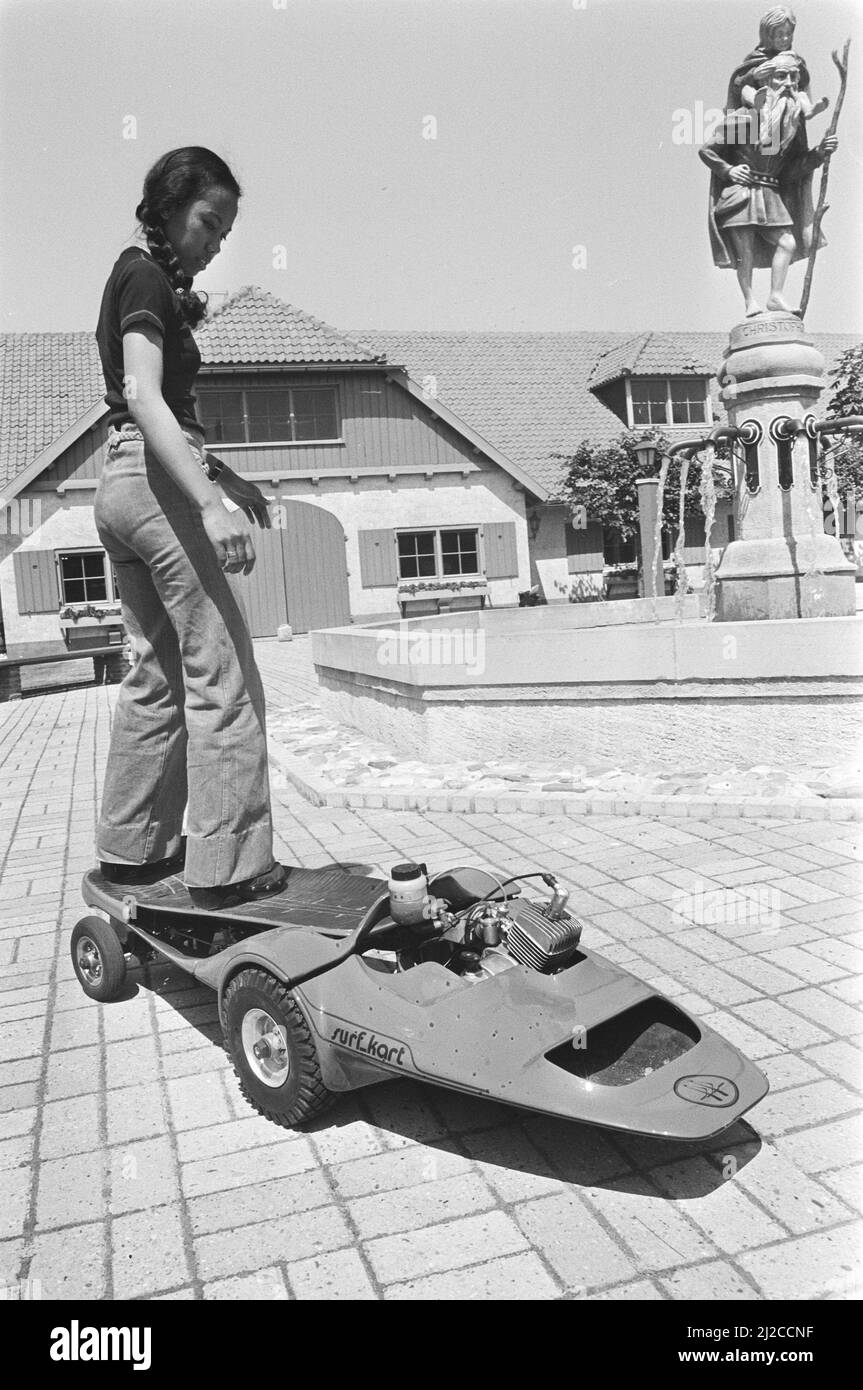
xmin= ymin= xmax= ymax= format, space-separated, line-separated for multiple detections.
xmin=727 ymin=6 xmax=828 ymax=121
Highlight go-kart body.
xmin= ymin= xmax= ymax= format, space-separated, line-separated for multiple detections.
xmin=78 ymin=862 xmax=768 ymax=1141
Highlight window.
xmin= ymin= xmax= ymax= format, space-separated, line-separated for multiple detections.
xmin=603 ymin=528 xmax=638 ymax=567
xmin=630 ymin=378 xmax=708 ymax=428
xmin=441 ymin=529 xmax=479 ymax=576
xmin=670 ymin=380 xmax=707 ymax=425
xmin=602 ymin=528 xmax=670 ymax=567
xmin=631 ymin=379 xmax=668 ymax=427
xmin=197 ymin=388 xmax=245 ymax=443
xmin=397 ymin=531 xmax=437 ymax=579
xmin=196 ymin=386 xmax=340 ymax=443
xmin=291 ymin=388 xmax=339 ymax=441
xmin=58 ymin=551 xmax=109 ymax=603
xmin=397 ymin=529 xmax=480 ymax=580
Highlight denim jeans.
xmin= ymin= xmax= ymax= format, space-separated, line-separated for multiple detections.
xmin=94 ymin=423 xmax=275 ymax=887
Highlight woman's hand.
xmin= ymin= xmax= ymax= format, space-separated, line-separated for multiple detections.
xmin=728 ymin=164 xmax=755 ymax=185
xmin=201 ymin=497 xmax=256 ymax=574
xmin=211 ymin=461 xmax=273 ymax=529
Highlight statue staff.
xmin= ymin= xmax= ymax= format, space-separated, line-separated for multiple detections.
xmin=798 ymin=38 xmax=851 ymax=319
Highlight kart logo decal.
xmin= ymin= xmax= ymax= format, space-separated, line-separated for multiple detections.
xmin=327 ymin=1021 xmax=415 ymax=1071
xmin=674 ymin=1075 xmax=739 ymax=1108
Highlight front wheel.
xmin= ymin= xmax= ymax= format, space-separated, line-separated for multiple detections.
xmin=71 ymin=916 xmax=127 ymax=1002
xmin=222 ymin=969 xmax=333 ymax=1129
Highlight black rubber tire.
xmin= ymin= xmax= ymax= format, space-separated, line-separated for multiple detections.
xmin=222 ymin=968 xmax=334 ymax=1129
xmin=71 ymin=916 xmax=127 ymax=1002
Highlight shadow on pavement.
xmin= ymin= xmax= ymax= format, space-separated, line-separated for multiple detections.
xmin=112 ymin=956 xmax=763 ymax=1204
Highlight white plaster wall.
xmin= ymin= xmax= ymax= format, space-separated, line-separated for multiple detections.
xmin=275 ymin=470 xmax=530 ymax=616
xmin=530 ymin=505 xmax=572 ymax=604
xmin=0 ymin=495 xmax=101 ymax=647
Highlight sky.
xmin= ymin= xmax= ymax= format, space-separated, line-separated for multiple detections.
xmin=1 ymin=0 xmax=861 ymax=336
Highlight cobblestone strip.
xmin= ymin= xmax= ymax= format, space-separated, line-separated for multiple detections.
xmin=268 ymin=741 xmax=863 ymax=823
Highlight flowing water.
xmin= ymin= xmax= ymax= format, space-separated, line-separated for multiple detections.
xmin=673 ymin=452 xmax=692 ymax=620
xmin=650 ymin=452 xmax=671 ymax=622
xmin=699 ymin=446 xmax=718 ymax=622
xmin=823 ymin=449 xmax=845 ymax=552
xmin=801 ymin=440 xmax=829 ymax=617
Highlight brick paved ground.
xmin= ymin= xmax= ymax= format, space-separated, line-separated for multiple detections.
xmin=0 ymin=641 xmax=861 ymax=1300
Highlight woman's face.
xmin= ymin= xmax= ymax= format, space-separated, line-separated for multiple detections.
xmin=164 ymin=185 xmax=238 ymax=278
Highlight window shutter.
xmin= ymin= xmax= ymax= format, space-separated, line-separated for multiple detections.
xmin=482 ymin=521 xmax=518 ymax=579
xmin=358 ymin=529 xmax=398 ymax=587
xmin=566 ymin=521 xmax=604 ymax=574
xmin=13 ymin=550 xmax=58 ymax=614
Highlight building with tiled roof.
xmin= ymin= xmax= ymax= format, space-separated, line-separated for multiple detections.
xmin=0 ymin=333 xmax=104 ymax=497
xmin=0 ymin=289 xmax=858 ymax=656
xmin=196 ymin=287 xmax=385 ymax=366
xmin=349 ymin=328 xmax=858 ymax=499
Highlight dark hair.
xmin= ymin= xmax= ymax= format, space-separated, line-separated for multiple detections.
xmin=135 ymin=147 xmax=242 ymax=327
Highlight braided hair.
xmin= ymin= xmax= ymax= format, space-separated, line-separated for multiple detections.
xmin=134 ymin=147 xmax=242 ymax=328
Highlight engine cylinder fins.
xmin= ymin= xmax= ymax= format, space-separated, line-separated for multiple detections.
xmin=507 ymin=902 xmax=584 ymax=974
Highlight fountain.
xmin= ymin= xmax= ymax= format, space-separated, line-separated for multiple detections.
xmin=308 ymin=22 xmax=862 ymax=768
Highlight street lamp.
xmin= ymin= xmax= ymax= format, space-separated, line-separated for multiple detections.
xmin=634 ymin=439 xmax=659 ymax=474
xmin=633 ymin=440 xmax=664 ymax=601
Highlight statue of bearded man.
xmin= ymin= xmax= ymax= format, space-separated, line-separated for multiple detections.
xmin=700 ymin=51 xmax=837 ymax=316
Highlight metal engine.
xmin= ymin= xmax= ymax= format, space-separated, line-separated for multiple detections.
xmin=506 ymin=900 xmax=583 ymax=974
xmin=393 ymin=868 xmax=585 ymax=979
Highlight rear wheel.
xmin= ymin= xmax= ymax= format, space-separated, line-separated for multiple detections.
xmin=71 ymin=916 xmax=127 ymax=1002
xmin=222 ymin=968 xmax=334 ymax=1129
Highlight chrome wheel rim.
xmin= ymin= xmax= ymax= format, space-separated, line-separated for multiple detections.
xmin=241 ymin=1008 xmax=290 ymax=1088
xmin=76 ymin=936 xmax=103 ymax=986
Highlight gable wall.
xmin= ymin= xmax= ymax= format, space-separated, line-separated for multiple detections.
xmin=272 ymin=468 xmax=529 ymax=616
xmin=193 ymin=370 xmax=487 ymax=477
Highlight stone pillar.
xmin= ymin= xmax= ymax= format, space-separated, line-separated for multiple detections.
xmin=714 ymin=312 xmax=856 ymax=621
xmin=636 ymin=478 xmax=665 ymax=600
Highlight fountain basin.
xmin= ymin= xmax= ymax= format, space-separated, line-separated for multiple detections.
xmin=310 ymin=601 xmax=863 ymax=763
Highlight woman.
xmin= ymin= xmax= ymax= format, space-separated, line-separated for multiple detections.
xmin=94 ymin=146 xmax=286 ymax=909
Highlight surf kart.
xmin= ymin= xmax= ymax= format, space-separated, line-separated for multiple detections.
xmin=73 ymin=861 xmax=768 ymax=1141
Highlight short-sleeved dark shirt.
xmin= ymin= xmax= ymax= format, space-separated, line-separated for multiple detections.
xmin=95 ymin=247 xmax=202 ymax=432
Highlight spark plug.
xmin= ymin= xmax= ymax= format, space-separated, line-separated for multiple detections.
xmin=541 ymin=873 xmax=570 ymax=920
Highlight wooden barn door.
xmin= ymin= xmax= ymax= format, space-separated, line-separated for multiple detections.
xmin=239 ymin=500 xmax=351 ymax=637
xmin=239 ymin=525 xmax=286 ymax=639
xmin=280 ymin=500 xmax=351 ymax=634
xmin=239 ymin=528 xmax=288 ymax=637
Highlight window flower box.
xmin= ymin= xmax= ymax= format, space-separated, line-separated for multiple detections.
xmin=397 ymin=579 xmax=489 ymax=617
xmin=58 ymin=603 xmax=125 ymax=652
xmin=59 ymin=602 xmax=124 ymax=626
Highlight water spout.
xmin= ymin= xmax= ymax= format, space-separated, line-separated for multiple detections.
xmin=699 ymin=446 xmax=718 ymax=622
xmin=673 ymin=451 xmax=692 ymax=620
xmin=650 ymin=452 xmax=671 ymax=622
xmin=823 ymin=453 xmax=844 ymax=551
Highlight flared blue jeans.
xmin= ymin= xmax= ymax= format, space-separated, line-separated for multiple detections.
xmin=94 ymin=424 xmax=274 ymax=887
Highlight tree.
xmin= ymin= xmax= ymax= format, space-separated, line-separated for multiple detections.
xmin=826 ymin=344 xmax=863 ymax=498
xmin=554 ymin=430 xmax=730 ymax=543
